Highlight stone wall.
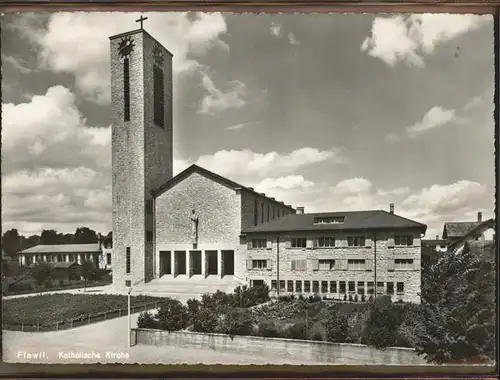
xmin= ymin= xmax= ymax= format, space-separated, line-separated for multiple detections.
xmin=133 ymin=329 xmax=426 ymax=365
xmin=243 ymin=230 xmax=422 ymax=303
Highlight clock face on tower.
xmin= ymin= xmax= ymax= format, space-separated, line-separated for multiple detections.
xmin=118 ymin=36 xmax=134 ymax=58
xmin=153 ymin=45 xmax=164 ymax=67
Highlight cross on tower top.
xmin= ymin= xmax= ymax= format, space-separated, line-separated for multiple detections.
xmin=135 ymin=15 xmax=148 ymax=29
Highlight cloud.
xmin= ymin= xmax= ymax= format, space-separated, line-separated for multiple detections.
xmin=2 ymin=85 xmax=111 ymax=175
xmin=191 ymin=147 xmax=346 ymax=184
xmin=332 ymin=177 xmax=372 ymax=195
xmin=270 ymin=22 xmax=282 ymax=37
xmin=224 ymin=121 xmax=259 ymax=131
xmin=361 ymin=13 xmax=492 ymax=67
xmin=1 ymin=54 xmax=34 ymax=74
xmin=255 ymin=175 xmax=315 ymax=192
xmin=288 ymin=32 xmax=299 ymax=45
xmin=198 ymin=71 xmax=247 ymax=114
xmin=406 ymin=106 xmax=457 ymax=138
xmin=385 ymin=106 xmax=458 ymax=141
xmin=464 ymin=95 xmax=484 ymax=110
xmin=377 ymin=187 xmax=411 ymax=197
xmin=12 ymin=12 xmax=230 ymax=105
xmin=402 ymin=180 xmax=486 ymax=215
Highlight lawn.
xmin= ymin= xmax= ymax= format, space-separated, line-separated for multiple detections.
xmin=2 ymin=293 xmax=166 ymax=327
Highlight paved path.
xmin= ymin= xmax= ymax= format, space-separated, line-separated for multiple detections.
xmin=3 ymin=312 xmax=321 ymax=365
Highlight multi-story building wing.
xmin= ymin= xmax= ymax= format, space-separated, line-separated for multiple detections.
xmin=241 ymin=205 xmax=427 ymax=304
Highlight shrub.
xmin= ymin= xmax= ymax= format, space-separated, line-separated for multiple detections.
xmin=309 ymin=294 xmax=321 ymax=303
xmin=348 ymin=295 xmax=353 ymax=302
xmin=58 ymin=279 xmax=65 ymax=287
xmin=363 ymin=326 xmax=399 ymax=349
xmin=217 ymin=308 xmax=254 ymax=336
xmin=285 ymin=321 xmax=308 ymax=340
xmin=257 ymin=320 xmax=281 ymax=338
xmin=354 ymin=294 xmax=359 ymax=302
xmin=186 ymin=298 xmax=200 ymax=324
xmin=362 ymin=296 xmax=404 ymax=348
xmin=324 ymin=311 xmax=350 ymax=343
xmin=343 ymin=294 xmax=347 ymax=301
xmin=298 ymin=294 xmax=304 ymax=301
xmin=322 ymin=295 xmax=328 ymax=300
xmin=308 ymin=323 xmax=327 ymax=341
xmin=361 ymin=294 xmax=366 ymax=302
xmin=368 ymin=295 xmax=374 ymax=302
xmin=192 ymin=307 xmax=218 ymax=333
xmin=156 ymin=298 xmax=189 ymax=331
xmin=137 ymin=311 xmax=159 ymax=329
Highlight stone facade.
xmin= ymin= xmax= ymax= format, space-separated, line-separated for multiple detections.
xmin=243 ymin=230 xmax=422 ymax=303
xmin=110 ymin=29 xmax=173 ymax=289
xmin=154 ymin=169 xmax=295 ymax=280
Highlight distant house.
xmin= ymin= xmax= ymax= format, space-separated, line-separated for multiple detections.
xmin=18 ymin=236 xmax=113 ymax=271
xmin=447 ymin=218 xmax=495 ymax=254
xmin=443 ymin=212 xmax=494 ymax=244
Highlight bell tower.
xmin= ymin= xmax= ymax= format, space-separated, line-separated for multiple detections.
xmin=109 ymin=21 xmax=173 ymax=288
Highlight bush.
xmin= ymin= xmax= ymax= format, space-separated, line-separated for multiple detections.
xmin=368 ymin=295 xmax=374 ymax=302
xmin=348 ymin=295 xmax=353 ymax=302
xmin=324 ymin=311 xmax=350 ymax=343
xmin=217 ymin=308 xmax=254 ymax=336
xmin=137 ymin=311 xmax=160 ymax=329
xmin=298 ymin=294 xmax=304 ymax=301
xmin=363 ymin=326 xmax=399 ymax=349
xmin=354 ymin=294 xmax=359 ymax=302
xmin=308 ymin=323 xmax=327 ymax=341
xmin=285 ymin=321 xmax=308 ymax=340
xmin=58 ymin=279 xmax=65 ymax=287
xmin=309 ymin=294 xmax=321 ymax=303
xmin=257 ymin=320 xmax=281 ymax=338
xmin=362 ymin=296 xmax=404 ymax=348
xmin=186 ymin=298 xmax=200 ymax=324
xmin=361 ymin=294 xmax=366 ymax=302
xmin=192 ymin=307 xmax=218 ymax=333
xmin=156 ymin=298 xmax=189 ymax=331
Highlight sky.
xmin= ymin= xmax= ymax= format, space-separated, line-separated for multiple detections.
xmin=1 ymin=11 xmax=496 ymax=239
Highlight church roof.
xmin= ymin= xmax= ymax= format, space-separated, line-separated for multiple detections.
xmin=20 ymin=244 xmax=101 ymax=254
xmin=151 ymin=164 xmax=295 ymax=211
xmin=242 ymin=210 xmax=427 ymax=234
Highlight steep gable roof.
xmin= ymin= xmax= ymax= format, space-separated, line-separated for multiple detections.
xmin=242 ymin=210 xmax=427 ymax=234
xmin=151 ymin=164 xmax=295 ymax=211
xmin=443 ymin=222 xmax=482 ymax=239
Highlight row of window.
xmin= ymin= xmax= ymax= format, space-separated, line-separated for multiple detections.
xmin=253 ymin=199 xmax=291 ymax=226
xmin=267 ymin=279 xmax=405 ymax=295
xmin=251 ymin=235 xmax=414 ymax=249
xmin=22 ymin=253 xmax=111 ymax=265
xmin=248 ymin=258 xmax=417 ymax=271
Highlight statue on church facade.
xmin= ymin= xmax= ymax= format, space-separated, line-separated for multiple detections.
xmin=190 ymin=209 xmax=199 ymax=244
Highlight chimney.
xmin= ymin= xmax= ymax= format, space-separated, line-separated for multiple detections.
xmin=389 ymin=203 xmax=394 ymax=214
xmin=247 ymin=187 xmax=254 ymax=191
xmin=477 ymin=212 xmax=482 ymax=222
xmin=436 ymin=235 xmax=439 ymax=240
xmin=296 ymin=207 xmax=304 ymax=214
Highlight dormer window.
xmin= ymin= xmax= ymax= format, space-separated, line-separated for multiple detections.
xmin=313 ymin=216 xmax=345 ymax=225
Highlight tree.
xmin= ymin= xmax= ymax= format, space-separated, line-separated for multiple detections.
xmin=192 ymin=307 xmax=218 ymax=333
xmin=40 ymin=229 xmax=59 ymax=245
xmin=74 ymin=227 xmax=98 ymax=244
xmin=79 ymin=260 xmax=97 ymax=291
xmin=415 ymin=242 xmax=496 ymax=364
xmin=2 ymin=229 xmax=21 ymax=257
xmin=30 ymin=261 xmax=54 ymax=291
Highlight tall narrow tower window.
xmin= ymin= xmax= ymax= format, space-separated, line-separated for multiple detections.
xmin=254 ymin=199 xmax=258 ymax=226
xmin=126 ymin=247 xmax=131 ymax=274
xmin=123 ymin=58 xmax=130 ymax=122
xmin=153 ymin=65 xmax=165 ymax=128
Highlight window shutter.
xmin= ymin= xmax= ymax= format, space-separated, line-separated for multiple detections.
xmin=285 ymin=238 xmax=291 ymax=249
xmin=312 ymin=259 xmax=319 ymax=271
xmin=414 ymin=258 xmax=421 ymax=270
xmin=247 ymin=240 xmax=252 ymax=250
xmin=246 ymin=260 xmax=252 ymax=270
xmin=291 ymin=260 xmax=296 ymax=271
xmin=266 ymin=259 xmax=272 ymax=270
xmin=313 ymin=236 xmax=318 ymax=248
xmin=366 ymin=259 xmax=373 ymax=270
xmin=306 ymin=237 xmax=313 ymax=249
xmin=266 ymin=239 xmax=272 ymax=250
xmin=388 ymin=235 xmax=395 ymax=248
xmin=387 ymin=259 xmax=395 ymax=271
xmin=343 ymin=259 xmax=349 ymax=270
xmin=365 ymin=234 xmax=372 ymax=248
xmin=408 ymin=235 xmax=414 ymax=246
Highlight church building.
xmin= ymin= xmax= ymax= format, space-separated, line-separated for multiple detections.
xmin=110 ymin=23 xmax=426 ymax=303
